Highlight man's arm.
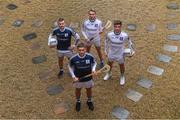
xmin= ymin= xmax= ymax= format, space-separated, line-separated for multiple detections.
xmin=68 ymin=61 xmax=79 ymax=82
xmin=99 ymin=21 xmax=103 ymax=34
xmin=104 ymin=33 xmax=109 ymax=56
xmin=81 ymin=21 xmax=88 ymax=40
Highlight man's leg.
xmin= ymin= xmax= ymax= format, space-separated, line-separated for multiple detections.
xmin=95 ymin=46 xmax=104 ymax=68
xmin=119 ymin=63 xmax=125 ymax=85
xmin=75 ymin=88 xmax=81 ymax=112
xmin=86 ymin=87 xmax=94 ymax=111
xmin=58 ymin=56 xmax=64 ymax=77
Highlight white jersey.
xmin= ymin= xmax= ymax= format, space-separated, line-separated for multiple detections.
xmin=105 ymin=31 xmax=131 ymax=59
xmin=81 ymin=18 xmax=103 ymax=41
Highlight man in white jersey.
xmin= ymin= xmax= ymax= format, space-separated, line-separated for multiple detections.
xmin=81 ymin=9 xmax=104 ymax=68
xmin=104 ymin=20 xmax=134 ymax=85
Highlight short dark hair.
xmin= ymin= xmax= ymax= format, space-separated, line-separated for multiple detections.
xmin=88 ymin=8 xmax=96 ymax=14
xmin=77 ymin=42 xmax=86 ymax=48
xmin=113 ymin=20 xmax=122 ymax=25
xmin=58 ymin=18 xmax=64 ymax=22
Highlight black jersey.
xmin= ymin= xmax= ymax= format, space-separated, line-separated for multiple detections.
xmin=52 ymin=27 xmax=79 ymax=50
xmin=69 ymin=53 xmax=96 ymax=82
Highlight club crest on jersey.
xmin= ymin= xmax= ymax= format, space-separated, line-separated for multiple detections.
xmin=86 ymin=59 xmax=90 ymax=64
xmin=65 ymin=33 xmax=68 ymax=37
xmin=119 ymin=37 xmax=123 ymax=41
xmin=95 ymin=24 xmax=98 ymax=27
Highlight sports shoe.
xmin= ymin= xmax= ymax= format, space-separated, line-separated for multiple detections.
xmin=120 ymin=75 xmax=125 ymax=85
xmin=58 ymin=70 xmax=63 ymax=78
xmin=87 ymin=101 xmax=94 ymax=111
xmin=75 ymin=101 xmax=81 ymax=112
xmin=103 ymin=72 xmax=112 ymax=81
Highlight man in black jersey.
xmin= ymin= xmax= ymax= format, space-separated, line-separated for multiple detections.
xmin=68 ymin=42 xmax=97 ymax=112
xmin=48 ymin=18 xmax=80 ymax=77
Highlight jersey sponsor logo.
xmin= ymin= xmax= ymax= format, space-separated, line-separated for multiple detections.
xmin=86 ymin=59 xmax=90 ymax=64
xmin=65 ymin=33 xmax=69 ymax=37
xmin=75 ymin=61 xmax=80 ymax=63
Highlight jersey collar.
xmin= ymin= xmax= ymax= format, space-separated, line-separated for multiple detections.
xmin=78 ymin=53 xmax=86 ymax=59
xmin=114 ymin=31 xmax=121 ymax=35
xmin=59 ymin=27 xmax=65 ymax=32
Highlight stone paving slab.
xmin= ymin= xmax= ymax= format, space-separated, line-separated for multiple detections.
xmin=163 ymin=44 xmax=178 ymax=52
xmin=146 ymin=24 xmax=156 ymax=32
xmin=23 ymin=0 xmax=32 ymax=4
xmin=125 ymin=89 xmax=143 ymax=102
xmin=12 ymin=19 xmax=24 ymax=27
xmin=167 ymin=3 xmax=179 ymax=10
xmin=167 ymin=34 xmax=180 ymax=41
xmin=6 ymin=4 xmax=18 ymax=10
xmin=156 ymin=54 xmax=172 ymax=63
xmin=137 ymin=78 xmax=152 ymax=89
xmin=166 ymin=13 xmax=176 ymax=18
xmin=31 ymin=20 xmax=43 ymax=27
xmin=23 ymin=32 xmax=37 ymax=41
xmin=29 ymin=42 xmax=40 ymax=50
xmin=39 ymin=70 xmax=52 ymax=81
xmin=32 ymin=55 xmax=47 ymax=64
xmin=47 ymin=84 xmax=64 ymax=96
xmin=127 ymin=24 xmax=136 ymax=31
xmin=69 ymin=22 xmax=79 ymax=29
xmin=54 ymin=102 xmax=70 ymax=114
xmin=167 ymin=23 xmax=177 ymax=30
xmin=112 ymin=106 xmax=129 ymax=119
xmin=147 ymin=65 xmax=164 ymax=76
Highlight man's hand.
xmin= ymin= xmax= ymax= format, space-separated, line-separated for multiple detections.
xmin=86 ymin=40 xmax=91 ymax=46
xmin=68 ymin=45 xmax=76 ymax=50
xmin=129 ymin=50 xmax=135 ymax=57
xmin=73 ymin=77 xmax=79 ymax=83
xmin=92 ymin=71 xmax=98 ymax=77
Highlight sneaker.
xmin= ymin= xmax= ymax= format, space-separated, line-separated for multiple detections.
xmin=99 ymin=61 xmax=104 ymax=68
xmin=103 ymin=72 xmax=112 ymax=81
xmin=75 ymin=101 xmax=81 ymax=112
xmin=120 ymin=75 xmax=125 ymax=85
xmin=58 ymin=70 xmax=63 ymax=77
xmin=87 ymin=101 xmax=94 ymax=111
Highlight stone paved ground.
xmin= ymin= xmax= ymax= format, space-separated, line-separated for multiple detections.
xmin=0 ymin=0 xmax=180 ymax=119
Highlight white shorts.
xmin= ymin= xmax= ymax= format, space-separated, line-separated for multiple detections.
xmin=108 ymin=54 xmax=125 ymax=64
xmin=86 ymin=36 xmax=101 ymax=47
xmin=57 ymin=50 xmax=73 ymax=58
xmin=73 ymin=80 xmax=94 ymax=88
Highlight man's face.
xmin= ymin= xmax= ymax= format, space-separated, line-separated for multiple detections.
xmin=58 ymin=20 xmax=65 ymax=30
xmin=114 ymin=24 xmax=121 ymax=33
xmin=78 ymin=47 xmax=86 ymax=57
xmin=88 ymin=11 xmax=96 ymax=21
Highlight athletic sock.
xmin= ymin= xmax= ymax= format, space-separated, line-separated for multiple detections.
xmin=87 ymin=97 xmax=92 ymax=102
xmin=76 ymin=97 xmax=80 ymax=102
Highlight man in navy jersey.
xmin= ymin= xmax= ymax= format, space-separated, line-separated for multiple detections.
xmin=48 ymin=18 xmax=80 ymax=77
xmin=68 ymin=42 xmax=97 ymax=112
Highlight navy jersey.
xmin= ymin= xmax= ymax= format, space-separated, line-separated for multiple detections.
xmin=52 ymin=27 xmax=80 ymax=50
xmin=69 ymin=53 xmax=96 ymax=82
